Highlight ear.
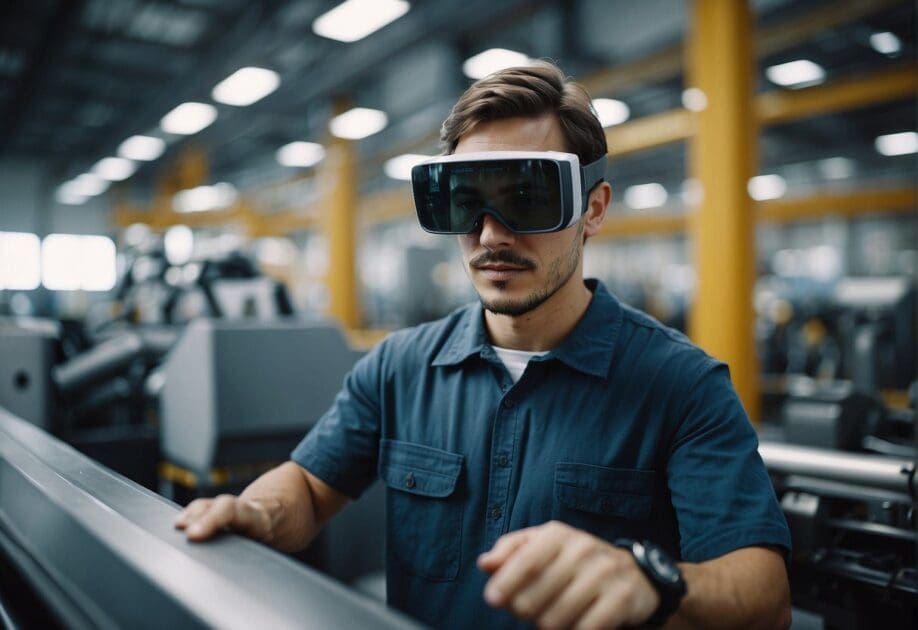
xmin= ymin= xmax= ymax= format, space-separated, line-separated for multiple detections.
xmin=582 ymin=181 xmax=611 ymax=242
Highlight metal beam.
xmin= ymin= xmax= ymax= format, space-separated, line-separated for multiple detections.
xmin=758 ymin=187 xmax=917 ymax=224
xmin=757 ymin=64 xmax=918 ymax=125
xmin=605 ymin=108 xmax=695 ymax=158
xmin=688 ymin=0 xmax=760 ymax=420
xmin=594 ymin=212 xmax=688 ymax=240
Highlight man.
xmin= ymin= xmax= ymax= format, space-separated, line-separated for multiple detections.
xmin=176 ymin=62 xmax=792 ymax=629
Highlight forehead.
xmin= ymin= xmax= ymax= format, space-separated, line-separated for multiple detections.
xmin=454 ymin=115 xmax=567 ymax=154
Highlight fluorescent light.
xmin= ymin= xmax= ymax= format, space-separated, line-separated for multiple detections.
xmin=818 ymin=157 xmax=855 ymax=180
xmin=870 ymin=31 xmax=901 ymax=55
xmin=875 ymin=131 xmax=918 ymax=156
xmin=313 ymin=0 xmax=410 ymax=43
xmin=329 ymin=107 xmax=387 ymax=140
xmin=276 ymin=141 xmax=325 ymax=168
xmin=92 ymin=157 xmax=137 ymax=181
xmin=164 ymin=225 xmax=194 ymax=266
xmin=384 ymin=153 xmax=430 ymax=180
xmin=55 ymin=182 xmax=88 ymax=205
xmin=748 ymin=174 xmax=787 ymax=201
xmin=591 ymin=98 xmax=630 ymax=127
xmin=681 ymin=87 xmax=707 ymax=112
xmin=212 ymin=67 xmax=280 ymax=106
xmin=160 ymin=102 xmax=217 ymax=135
xmin=462 ymin=48 xmax=530 ymax=80
xmin=0 ymin=232 xmax=41 ymax=290
xmin=765 ymin=59 xmax=825 ymax=89
xmin=69 ymin=173 xmax=110 ymax=197
xmin=41 ymin=234 xmax=117 ymax=291
xmin=623 ymin=183 xmax=668 ymax=210
xmin=118 ymin=135 xmax=165 ymax=161
xmin=173 ymin=183 xmax=238 ymax=213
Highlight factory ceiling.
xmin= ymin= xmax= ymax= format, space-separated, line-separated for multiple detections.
xmin=0 ymin=0 xmax=914 ymax=209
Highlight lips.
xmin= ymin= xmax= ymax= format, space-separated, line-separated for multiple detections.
xmin=474 ymin=264 xmax=529 ymax=282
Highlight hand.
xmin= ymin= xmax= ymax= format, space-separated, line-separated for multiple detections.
xmin=174 ymin=494 xmax=278 ymax=543
xmin=478 ymin=521 xmax=660 ymax=629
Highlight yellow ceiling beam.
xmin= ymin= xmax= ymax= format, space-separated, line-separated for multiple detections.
xmin=605 ymin=108 xmax=696 ymax=158
xmin=758 ymin=187 xmax=917 ymax=223
xmin=594 ymin=212 xmax=687 ymax=240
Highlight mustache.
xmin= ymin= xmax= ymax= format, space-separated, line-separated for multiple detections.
xmin=470 ymin=250 xmax=536 ymax=270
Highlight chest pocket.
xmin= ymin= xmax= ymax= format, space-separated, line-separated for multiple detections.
xmin=379 ymin=439 xmax=465 ymax=581
xmin=552 ymin=462 xmax=654 ymax=543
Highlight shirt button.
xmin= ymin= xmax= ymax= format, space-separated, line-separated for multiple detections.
xmin=600 ymin=497 xmax=612 ymax=513
xmin=490 ymin=506 xmax=502 ymax=520
xmin=404 ymin=473 xmax=416 ymax=489
xmin=497 ymin=454 xmax=510 ymax=467
xmin=502 ymin=398 xmax=514 ymax=409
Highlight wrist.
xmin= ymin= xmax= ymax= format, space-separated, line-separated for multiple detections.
xmin=614 ymin=539 xmax=686 ymax=626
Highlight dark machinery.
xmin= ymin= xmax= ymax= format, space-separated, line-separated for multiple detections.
xmin=762 ymin=441 xmax=917 ymax=628
xmin=0 ymin=406 xmax=419 ymax=629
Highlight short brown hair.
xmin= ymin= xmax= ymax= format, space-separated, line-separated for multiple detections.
xmin=440 ymin=60 xmax=607 ymax=163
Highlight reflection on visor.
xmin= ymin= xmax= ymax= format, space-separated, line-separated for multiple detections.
xmin=413 ymin=159 xmax=564 ymax=234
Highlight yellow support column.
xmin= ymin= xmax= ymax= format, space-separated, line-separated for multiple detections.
xmin=688 ymin=0 xmax=760 ymax=420
xmin=319 ymin=113 xmax=360 ymax=329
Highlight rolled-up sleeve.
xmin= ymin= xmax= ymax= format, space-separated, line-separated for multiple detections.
xmin=290 ymin=340 xmax=386 ymax=499
xmin=666 ymin=362 xmax=791 ymax=562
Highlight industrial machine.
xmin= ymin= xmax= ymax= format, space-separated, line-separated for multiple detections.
xmin=0 ymin=406 xmax=418 ymax=629
xmin=762 ymin=441 xmax=917 ymax=629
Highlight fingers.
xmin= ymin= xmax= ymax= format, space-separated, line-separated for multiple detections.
xmin=174 ymin=494 xmax=268 ymax=543
xmin=482 ymin=522 xmax=570 ymax=607
xmin=573 ymin=579 xmax=645 ymax=630
xmin=534 ymin=553 xmax=617 ymax=629
xmin=477 ymin=527 xmax=534 ymax=573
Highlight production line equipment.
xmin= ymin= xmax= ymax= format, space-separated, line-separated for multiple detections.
xmin=0 ymin=406 xmax=420 ymax=629
xmin=761 ymin=440 xmax=917 ymax=628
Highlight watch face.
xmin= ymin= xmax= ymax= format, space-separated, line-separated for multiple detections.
xmin=648 ymin=547 xmax=680 ymax=583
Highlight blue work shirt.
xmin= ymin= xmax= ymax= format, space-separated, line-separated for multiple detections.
xmin=291 ymin=279 xmax=790 ymax=629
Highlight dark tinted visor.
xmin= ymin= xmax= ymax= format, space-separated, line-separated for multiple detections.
xmin=412 ymin=159 xmax=565 ymax=234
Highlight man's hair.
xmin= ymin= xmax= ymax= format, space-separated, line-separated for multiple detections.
xmin=440 ymin=60 xmax=608 ymax=163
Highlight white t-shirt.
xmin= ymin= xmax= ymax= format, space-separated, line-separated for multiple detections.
xmin=492 ymin=346 xmax=549 ymax=383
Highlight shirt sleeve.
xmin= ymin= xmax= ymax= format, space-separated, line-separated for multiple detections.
xmin=289 ymin=339 xmax=386 ymax=499
xmin=666 ymin=361 xmax=791 ymax=563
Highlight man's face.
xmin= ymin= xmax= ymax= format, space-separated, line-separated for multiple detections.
xmin=454 ymin=115 xmax=585 ymax=317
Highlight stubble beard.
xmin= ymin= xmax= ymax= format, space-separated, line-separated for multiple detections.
xmin=478 ymin=222 xmax=584 ymax=317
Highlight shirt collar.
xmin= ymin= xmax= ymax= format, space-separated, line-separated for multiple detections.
xmin=431 ymin=279 xmax=623 ymax=379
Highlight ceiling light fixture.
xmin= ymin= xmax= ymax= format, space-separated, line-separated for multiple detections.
xmin=384 ymin=153 xmax=430 ymax=180
xmin=313 ymin=0 xmax=410 ymax=43
xmin=92 ymin=157 xmax=137 ymax=181
xmin=869 ymin=31 xmax=901 ymax=55
xmin=160 ymin=102 xmax=218 ymax=135
xmin=875 ymin=131 xmax=918 ymax=156
xmin=765 ymin=59 xmax=825 ymax=89
xmin=212 ymin=67 xmax=281 ymax=106
xmin=329 ymin=107 xmax=388 ymax=140
xmin=623 ymin=183 xmax=668 ymax=210
xmin=276 ymin=141 xmax=326 ymax=168
xmin=591 ymin=98 xmax=630 ymax=127
xmin=462 ymin=48 xmax=530 ymax=80
xmin=748 ymin=174 xmax=787 ymax=201
xmin=118 ymin=135 xmax=166 ymax=161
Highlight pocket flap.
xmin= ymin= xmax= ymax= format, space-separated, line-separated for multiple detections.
xmin=554 ymin=463 xmax=654 ymax=519
xmin=379 ymin=439 xmax=463 ymax=498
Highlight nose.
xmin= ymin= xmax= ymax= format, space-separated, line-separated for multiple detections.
xmin=477 ymin=213 xmax=516 ymax=249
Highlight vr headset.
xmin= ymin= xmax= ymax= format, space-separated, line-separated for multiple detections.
xmin=410 ymin=151 xmax=607 ymax=235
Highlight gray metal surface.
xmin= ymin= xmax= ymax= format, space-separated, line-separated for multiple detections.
xmin=0 ymin=407 xmax=422 ymax=630
xmin=160 ymin=319 xmax=363 ymax=473
xmin=0 ymin=325 xmax=58 ymax=430
xmin=759 ymin=440 xmax=916 ymax=496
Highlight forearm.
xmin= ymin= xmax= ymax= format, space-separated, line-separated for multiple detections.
xmin=238 ymin=462 xmax=322 ymax=552
xmin=665 ymin=547 xmax=791 ymax=630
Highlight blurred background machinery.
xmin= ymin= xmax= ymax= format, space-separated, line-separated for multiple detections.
xmin=0 ymin=0 xmax=915 ymax=628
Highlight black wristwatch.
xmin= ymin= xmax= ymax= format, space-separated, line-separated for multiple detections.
xmin=614 ymin=539 xmax=686 ymax=626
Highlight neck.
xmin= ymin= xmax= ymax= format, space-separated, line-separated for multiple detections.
xmin=484 ymin=274 xmax=593 ymax=352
